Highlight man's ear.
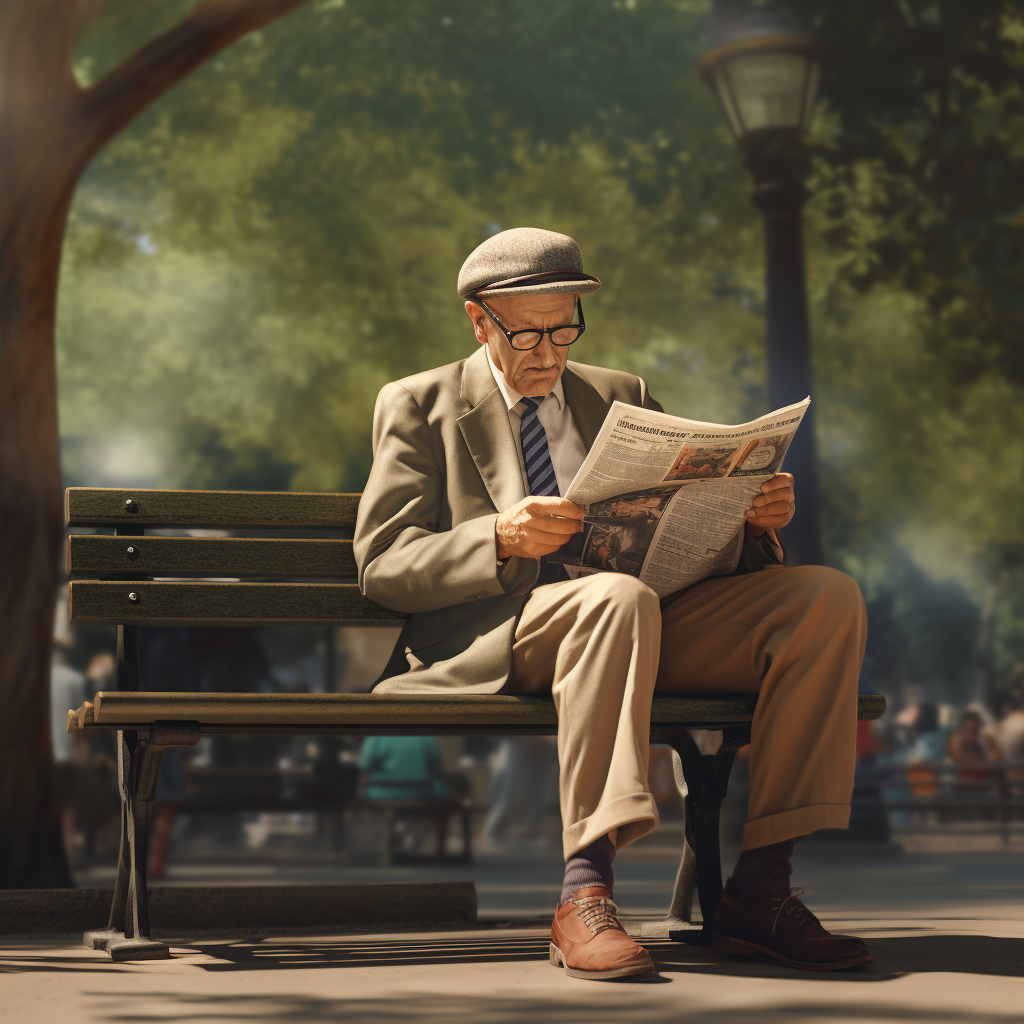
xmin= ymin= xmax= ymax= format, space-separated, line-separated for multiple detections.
xmin=464 ymin=300 xmax=487 ymax=346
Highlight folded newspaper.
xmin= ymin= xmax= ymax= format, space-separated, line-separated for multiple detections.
xmin=548 ymin=397 xmax=810 ymax=597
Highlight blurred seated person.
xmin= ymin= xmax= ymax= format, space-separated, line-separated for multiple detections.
xmin=947 ymin=710 xmax=1001 ymax=795
xmin=359 ymin=736 xmax=452 ymax=801
xmin=359 ymin=736 xmax=457 ymax=859
xmin=51 ymin=644 xmax=86 ymax=865
xmin=904 ymin=701 xmax=944 ymax=798
xmin=992 ymin=692 xmax=1024 ymax=766
xmin=84 ymin=651 xmax=116 ymax=700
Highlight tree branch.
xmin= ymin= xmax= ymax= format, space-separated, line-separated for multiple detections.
xmin=75 ymin=0 xmax=309 ymax=161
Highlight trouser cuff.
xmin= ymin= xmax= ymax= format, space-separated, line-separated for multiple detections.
xmin=562 ymin=792 xmax=659 ymax=860
xmin=742 ymin=803 xmax=850 ymax=850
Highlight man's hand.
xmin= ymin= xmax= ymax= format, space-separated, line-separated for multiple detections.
xmin=496 ymin=496 xmax=584 ymax=560
xmin=745 ymin=472 xmax=795 ymax=535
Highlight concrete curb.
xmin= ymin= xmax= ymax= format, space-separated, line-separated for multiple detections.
xmin=0 ymin=882 xmax=477 ymax=935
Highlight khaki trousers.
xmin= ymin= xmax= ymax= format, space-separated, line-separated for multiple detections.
xmin=505 ymin=565 xmax=867 ymax=859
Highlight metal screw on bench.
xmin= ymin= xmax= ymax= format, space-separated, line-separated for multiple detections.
xmin=125 ymin=498 xmax=138 ymax=513
xmin=128 ymin=592 xmax=137 ymax=602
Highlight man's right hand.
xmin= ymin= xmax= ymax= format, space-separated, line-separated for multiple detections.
xmin=495 ymin=496 xmax=584 ymax=560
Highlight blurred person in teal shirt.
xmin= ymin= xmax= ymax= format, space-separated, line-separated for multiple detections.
xmin=358 ymin=736 xmax=451 ymax=801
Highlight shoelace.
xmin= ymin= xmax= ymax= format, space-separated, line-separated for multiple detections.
xmin=571 ymin=895 xmax=623 ymax=936
xmin=771 ymin=887 xmax=817 ymax=934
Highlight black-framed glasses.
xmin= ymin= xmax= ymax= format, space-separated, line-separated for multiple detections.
xmin=472 ymin=295 xmax=586 ymax=350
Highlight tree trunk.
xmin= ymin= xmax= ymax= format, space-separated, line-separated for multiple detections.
xmin=0 ymin=0 xmax=87 ymax=889
xmin=0 ymin=0 xmax=307 ymax=887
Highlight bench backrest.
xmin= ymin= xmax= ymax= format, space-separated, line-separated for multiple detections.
xmin=66 ymin=487 xmax=402 ymax=627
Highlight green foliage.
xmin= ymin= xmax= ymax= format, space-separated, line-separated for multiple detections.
xmin=56 ymin=0 xmax=1024 ymax=700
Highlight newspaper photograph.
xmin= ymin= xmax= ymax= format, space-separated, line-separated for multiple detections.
xmin=548 ymin=397 xmax=810 ymax=597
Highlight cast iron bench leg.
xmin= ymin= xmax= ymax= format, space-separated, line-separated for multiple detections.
xmin=659 ymin=746 xmax=697 ymax=932
xmin=84 ymin=731 xmax=133 ymax=951
xmin=95 ymin=722 xmax=200 ymax=961
xmin=664 ymin=726 xmax=751 ymax=946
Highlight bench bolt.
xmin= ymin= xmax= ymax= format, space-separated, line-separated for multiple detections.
xmin=125 ymin=499 xmax=138 ymax=513
xmin=128 ymin=592 xmax=138 ymax=602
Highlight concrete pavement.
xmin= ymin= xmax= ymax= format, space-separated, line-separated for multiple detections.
xmin=2 ymin=907 xmax=1023 ymax=1024
xmin=5 ymin=845 xmax=1024 ymax=1023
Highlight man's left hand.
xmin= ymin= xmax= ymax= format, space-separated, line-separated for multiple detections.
xmin=745 ymin=473 xmax=795 ymax=535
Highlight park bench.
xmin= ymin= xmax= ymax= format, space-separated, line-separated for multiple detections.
xmin=64 ymin=485 xmax=886 ymax=961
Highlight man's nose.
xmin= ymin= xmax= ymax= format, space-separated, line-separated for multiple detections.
xmin=526 ymin=335 xmax=559 ymax=364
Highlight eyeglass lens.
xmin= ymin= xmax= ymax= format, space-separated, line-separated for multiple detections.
xmin=510 ymin=326 xmax=583 ymax=349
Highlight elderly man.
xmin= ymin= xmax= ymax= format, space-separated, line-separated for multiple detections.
xmin=355 ymin=228 xmax=870 ymax=980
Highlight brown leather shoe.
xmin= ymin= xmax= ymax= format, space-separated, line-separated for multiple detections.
xmin=550 ymin=886 xmax=655 ymax=980
xmin=713 ymin=887 xmax=872 ymax=971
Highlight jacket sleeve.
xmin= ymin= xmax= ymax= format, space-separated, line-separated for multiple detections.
xmin=354 ymin=382 xmax=535 ymax=614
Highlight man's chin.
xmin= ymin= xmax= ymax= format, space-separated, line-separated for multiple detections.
xmin=516 ymin=372 xmax=561 ymax=397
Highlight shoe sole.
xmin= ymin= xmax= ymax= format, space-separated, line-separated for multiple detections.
xmin=712 ymin=934 xmax=872 ymax=972
xmin=549 ymin=942 xmax=656 ymax=981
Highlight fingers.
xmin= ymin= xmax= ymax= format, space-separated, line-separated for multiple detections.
xmin=748 ymin=499 xmax=793 ymax=519
xmin=510 ymin=527 xmax=577 ymax=558
xmin=524 ymin=497 xmax=584 ymax=520
xmin=747 ymin=499 xmax=794 ymax=529
xmin=748 ymin=474 xmax=794 ymax=529
xmin=496 ymin=497 xmax=586 ymax=560
xmin=759 ymin=473 xmax=794 ymax=495
xmin=749 ymin=512 xmax=794 ymax=528
xmin=516 ymin=538 xmax=573 ymax=558
xmin=534 ymin=517 xmax=583 ymax=535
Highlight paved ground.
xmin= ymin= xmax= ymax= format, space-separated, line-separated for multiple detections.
xmin=5 ymin=835 xmax=1024 ymax=1024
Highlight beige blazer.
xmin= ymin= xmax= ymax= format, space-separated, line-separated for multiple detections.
xmin=354 ymin=346 xmax=777 ymax=693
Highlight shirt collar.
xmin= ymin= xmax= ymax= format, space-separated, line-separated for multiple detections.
xmin=484 ymin=346 xmax=566 ymax=412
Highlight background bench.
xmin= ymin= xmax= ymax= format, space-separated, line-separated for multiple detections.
xmin=65 ymin=486 xmax=886 ymax=961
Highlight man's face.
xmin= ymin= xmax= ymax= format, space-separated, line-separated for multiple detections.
xmin=465 ymin=292 xmax=577 ymax=398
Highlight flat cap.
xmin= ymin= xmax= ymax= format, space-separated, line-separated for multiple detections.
xmin=457 ymin=227 xmax=601 ymax=298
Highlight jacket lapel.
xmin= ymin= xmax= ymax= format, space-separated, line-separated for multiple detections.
xmin=562 ymin=363 xmax=612 ymax=452
xmin=458 ymin=348 xmax=526 ymax=513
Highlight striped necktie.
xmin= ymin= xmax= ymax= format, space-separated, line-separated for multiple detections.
xmin=519 ymin=396 xmax=560 ymax=496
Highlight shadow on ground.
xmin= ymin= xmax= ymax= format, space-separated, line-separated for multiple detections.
xmin=3 ymin=933 xmax=1021 ymax=986
xmin=77 ymin=990 xmax=1024 ymax=1024
xmin=658 ymin=934 xmax=1024 ymax=981
xmin=181 ymin=932 xmax=1020 ymax=980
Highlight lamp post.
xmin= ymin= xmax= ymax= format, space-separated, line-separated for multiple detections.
xmin=695 ymin=6 xmax=824 ymax=566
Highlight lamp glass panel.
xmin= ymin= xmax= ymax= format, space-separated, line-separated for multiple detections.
xmin=711 ymin=68 xmax=744 ymax=137
xmin=800 ymin=60 xmax=822 ymax=130
xmin=720 ymin=51 xmax=812 ymax=134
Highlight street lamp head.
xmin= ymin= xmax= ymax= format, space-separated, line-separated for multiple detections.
xmin=694 ymin=6 xmax=822 ymax=142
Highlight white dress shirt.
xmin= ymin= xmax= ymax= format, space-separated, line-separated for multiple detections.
xmin=485 ymin=347 xmax=589 ymax=496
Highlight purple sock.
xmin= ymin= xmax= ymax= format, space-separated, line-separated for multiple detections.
xmin=725 ymin=838 xmax=798 ymax=902
xmin=561 ymin=835 xmax=616 ymax=902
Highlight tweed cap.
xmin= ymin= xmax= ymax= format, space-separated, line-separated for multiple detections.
xmin=457 ymin=227 xmax=601 ymax=298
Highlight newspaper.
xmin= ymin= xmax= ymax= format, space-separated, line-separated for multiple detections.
xmin=548 ymin=398 xmax=810 ymax=597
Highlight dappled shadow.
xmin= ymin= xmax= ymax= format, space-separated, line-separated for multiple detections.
xmin=173 ymin=931 xmax=1024 ymax=983
xmin=653 ymin=934 xmax=1024 ymax=981
xmin=83 ymin=991 xmax=1024 ymax=1024
xmin=0 ymin=952 xmax=134 ymax=974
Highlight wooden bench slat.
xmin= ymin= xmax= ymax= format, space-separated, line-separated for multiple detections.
xmin=68 ymin=581 xmax=404 ymax=626
xmin=71 ymin=691 xmax=885 ymax=730
xmin=67 ymin=536 xmax=357 ymax=578
xmin=65 ymin=487 xmax=359 ymax=530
